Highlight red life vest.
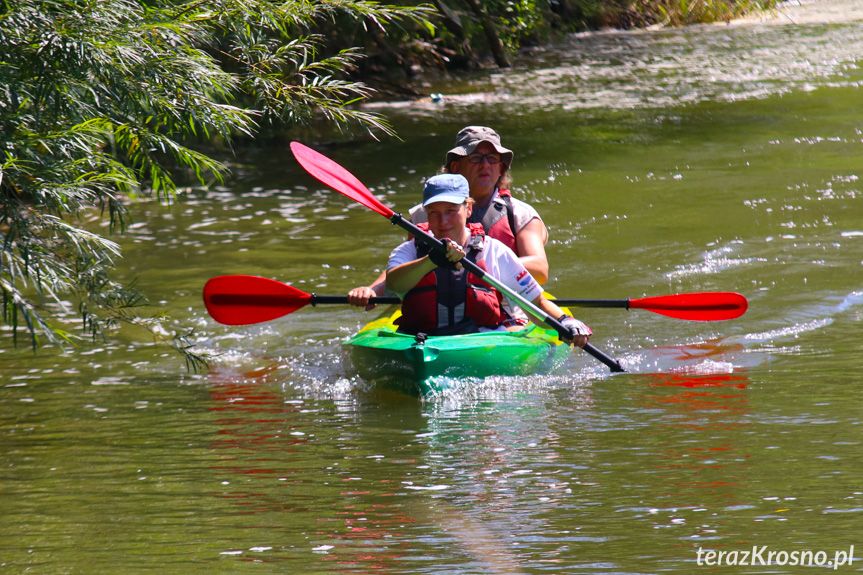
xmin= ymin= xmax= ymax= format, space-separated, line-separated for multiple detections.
xmin=396 ymin=223 xmax=505 ymax=335
xmin=469 ymin=189 xmax=517 ymax=252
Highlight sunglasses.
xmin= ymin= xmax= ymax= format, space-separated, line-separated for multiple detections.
xmin=466 ymin=153 xmax=502 ymax=165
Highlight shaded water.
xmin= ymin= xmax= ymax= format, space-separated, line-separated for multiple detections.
xmin=2 ymin=2 xmax=863 ymax=572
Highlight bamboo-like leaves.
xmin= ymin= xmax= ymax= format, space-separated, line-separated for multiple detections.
xmin=1 ymin=0 xmax=433 ymax=367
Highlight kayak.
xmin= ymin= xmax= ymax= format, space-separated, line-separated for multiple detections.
xmin=344 ymin=303 xmax=572 ymax=396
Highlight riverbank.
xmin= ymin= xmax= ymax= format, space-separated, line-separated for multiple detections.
xmin=356 ymin=0 xmax=863 ymax=116
xmin=353 ymin=0 xmax=785 ymax=100
xmin=729 ymin=0 xmax=863 ymax=24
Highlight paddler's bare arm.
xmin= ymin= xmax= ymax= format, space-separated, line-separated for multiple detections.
xmin=385 ymin=257 xmax=436 ymax=294
xmin=347 ymin=272 xmax=386 ymax=310
xmin=515 ymin=218 xmax=549 ymax=284
xmin=347 ymin=221 xmax=417 ymax=309
xmin=386 ymin=241 xmax=464 ymax=294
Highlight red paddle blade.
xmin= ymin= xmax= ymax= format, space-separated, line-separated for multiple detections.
xmin=630 ymin=292 xmax=748 ymax=321
xmin=290 ymin=142 xmax=395 ymax=218
xmin=203 ymin=275 xmax=311 ymax=325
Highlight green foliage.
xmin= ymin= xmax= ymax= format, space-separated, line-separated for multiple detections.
xmin=653 ymin=0 xmax=776 ymax=26
xmin=493 ymin=0 xmax=545 ymax=48
xmin=0 ymin=0 xmax=433 ymax=368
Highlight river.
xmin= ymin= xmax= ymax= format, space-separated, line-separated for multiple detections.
xmin=2 ymin=1 xmax=862 ymax=572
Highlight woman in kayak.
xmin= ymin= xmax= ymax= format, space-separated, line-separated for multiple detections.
xmin=348 ymin=126 xmax=549 ymax=312
xmin=385 ymin=173 xmax=590 ymax=346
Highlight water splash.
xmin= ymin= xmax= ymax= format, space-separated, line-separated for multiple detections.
xmin=738 ymin=289 xmax=863 ymax=347
xmin=666 ymin=241 xmax=764 ymax=279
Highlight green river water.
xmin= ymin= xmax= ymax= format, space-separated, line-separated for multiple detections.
xmin=2 ymin=2 xmax=863 ymax=573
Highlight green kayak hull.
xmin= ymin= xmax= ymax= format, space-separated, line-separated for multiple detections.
xmin=345 ymin=309 xmax=572 ymax=396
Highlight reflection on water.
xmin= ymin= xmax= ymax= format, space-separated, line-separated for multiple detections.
xmin=625 ymin=373 xmax=752 ymax=549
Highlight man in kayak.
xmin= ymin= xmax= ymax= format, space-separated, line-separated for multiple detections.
xmin=348 ymin=126 xmax=549 ymax=312
xmin=385 ymin=173 xmax=590 ymax=346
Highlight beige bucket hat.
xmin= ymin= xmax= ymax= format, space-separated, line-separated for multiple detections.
xmin=446 ymin=126 xmax=513 ymax=167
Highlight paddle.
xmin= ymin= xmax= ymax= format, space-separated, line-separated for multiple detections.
xmin=204 ymin=275 xmax=748 ymax=326
xmin=290 ymin=141 xmax=627 ymax=373
xmin=560 ymin=292 xmax=748 ymax=321
xmin=203 ymin=275 xmax=395 ymax=326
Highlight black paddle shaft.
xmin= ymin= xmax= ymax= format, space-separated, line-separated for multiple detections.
xmin=310 ymin=295 xmax=400 ymax=306
xmin=389 ymin=213 xmax=625 ymax=373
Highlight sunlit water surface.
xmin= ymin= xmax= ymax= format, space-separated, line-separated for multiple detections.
xmin=2 ymin=2 xmax=863 ymax=572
